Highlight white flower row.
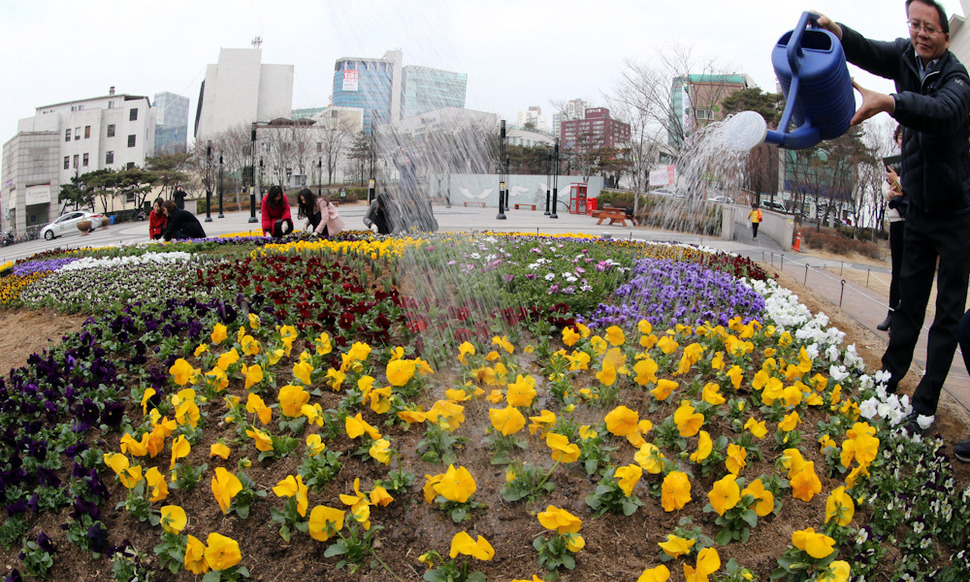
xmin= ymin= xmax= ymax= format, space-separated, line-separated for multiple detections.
xmin=751 ymin=277 xmax=925 ymax=431
xmin=59 ymin=252 xmax=194 ymax=271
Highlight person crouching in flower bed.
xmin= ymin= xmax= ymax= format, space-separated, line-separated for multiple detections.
xmin=160 ymin=200 xmax=206 ymax=241
xmin=296 ymin=188 xmax=344 ymax=238
xmin=149 ymin=197 xmax=167 ymax=240
xmin=261 ymin=185 xmax=294 ymax=238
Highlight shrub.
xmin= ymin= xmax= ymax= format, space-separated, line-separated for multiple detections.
xmin=802 ymin=228 xmax=884 ymax=260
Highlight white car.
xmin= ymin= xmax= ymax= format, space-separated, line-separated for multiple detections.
xmin=707 ymin=196 xmax=734 ymax=204
xmin=761 ymin=200 xmax=788 ymax=213
xmin=40 ymin=211 xmax=106 ymax=240
xmin=651 ymin=188 xmax=687 ymax=199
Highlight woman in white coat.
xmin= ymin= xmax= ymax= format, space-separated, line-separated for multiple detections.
xmin=297 ymin=189 xmax=344 ymax=238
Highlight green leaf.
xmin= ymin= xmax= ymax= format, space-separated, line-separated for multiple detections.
xmin=714 ymin=528 xmax=734 ymax=546
xmin=325 ymin=543 xmax=348 ymax=558
xmin=740 ymin=509 xmax=758 ymax=528
xmin=202 ymin=571 xmax=223 ymax=582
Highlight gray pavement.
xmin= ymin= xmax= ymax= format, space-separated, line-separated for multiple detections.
xmin=2 ymin=200 xmax=967 ymax=421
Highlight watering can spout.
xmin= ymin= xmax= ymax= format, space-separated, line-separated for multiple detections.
xmin=764 ymin=125 xmax=821 ymax=149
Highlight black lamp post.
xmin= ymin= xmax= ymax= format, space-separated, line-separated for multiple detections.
xmin=317 ymin=159 xmax=322 ymax=197
xmin=496 ymin=120 xmax=507 ymax=220
xmin=204 ymin=140 xmax=213 ymax=222
xmin=248 ymin=123 xmax=258 ymax=223
xmin=550 ymin=138 xmax=560 ymax=219
xmin=545 ymin=146 xmax=552 ymax=216
xmin=217 ymin=153 xmax=224 ymax=218
xmin=368 ymin=132 xmax=376 ymax=204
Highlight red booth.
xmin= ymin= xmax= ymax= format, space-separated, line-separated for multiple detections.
xmin=567 ymin=183 xmax=588 ymax=214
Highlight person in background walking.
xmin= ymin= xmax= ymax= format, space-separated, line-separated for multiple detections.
xmin=148 ymin=197 xmax=166 ymax=240
xmin=173 ymin=185 xmax=187 ymax=210
xmin=878 ymin=125 xmax=908 ymax=331
xmin=748 ymin=202 xmax=762 ymax=239
xmin=261 ymin=185 xmax=293 ymax=238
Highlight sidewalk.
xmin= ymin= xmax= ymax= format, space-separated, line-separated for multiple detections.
xmin=31 ymin=200 xmax=970 ymax=421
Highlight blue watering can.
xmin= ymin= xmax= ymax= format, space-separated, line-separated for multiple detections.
xmin=724 ymin=11 xmax=855 ymax=150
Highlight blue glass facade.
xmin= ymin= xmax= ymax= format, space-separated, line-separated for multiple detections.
xmin=402 ymin=66 xmax=467 ymax=119
xmin=332 ymin=59 xmax=393 ymax=134
xmin=153 ymin=92 xmax=189 ymax=154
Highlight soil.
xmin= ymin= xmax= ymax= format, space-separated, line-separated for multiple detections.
xmin=0 ymin=309 xmax=89 ymax=379
xmin=1 ymin=268 xmax=968 ymax=582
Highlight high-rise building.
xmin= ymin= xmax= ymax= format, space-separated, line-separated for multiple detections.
xmin=2 ymin=88 xmax=155 ymax=234
xmin=560 ymin=107 xmax=630 ymax=150
xmin=153 ymin=92 xmax=189 ymax=155
xmin=332 ymin=50 xmax=468 ymax=133
xmin=195 ymin=47 xmax=294 ymax=141
xmin=669 ymin=74 xmax=754 ymax=147
xmin=552 ymin=98 xmax=589 ymax=137
xmin=401 ymin=65 xmax=467 ymax=119
xmin=332 ymin=50 xmax=402 ymax=135
xmin=517 ymin=106 xmax=547 ymax=132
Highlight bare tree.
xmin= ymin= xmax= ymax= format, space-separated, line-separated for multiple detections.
xmin=316 ymin=112 xmax=358 ymax=184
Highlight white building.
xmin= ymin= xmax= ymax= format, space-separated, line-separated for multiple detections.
xmin=516 ymin=106 xmax=547 ymax=132
xmin=2 ymin=88 xmax=155 ymax=235
xmin=551 ymin=98 xmax=589 ymax=138
xmin=507 ymin=128 xmax=554 ymax=148
xmin=195 ymin=48 xmax=294 ymax=142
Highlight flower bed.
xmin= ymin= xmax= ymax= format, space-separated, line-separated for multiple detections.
xmin=0 ymin=232 xmax=965 ymax=582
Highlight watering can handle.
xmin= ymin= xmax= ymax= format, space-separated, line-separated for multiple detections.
xmin=787 ymin=11 xmax=821 ymax=75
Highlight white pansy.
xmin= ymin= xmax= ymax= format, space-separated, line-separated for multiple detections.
xmin=59 ymin=252 xmax=193 ymax=271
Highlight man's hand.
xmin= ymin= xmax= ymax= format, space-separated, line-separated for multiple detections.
xmin=851 ymin=79 xmax=895 ymax=125
xmin=812 ymin=12 xmax=843 ymax=39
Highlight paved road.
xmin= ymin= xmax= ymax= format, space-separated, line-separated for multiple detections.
xmin=3 ymin=201 xmax=967 ymax=421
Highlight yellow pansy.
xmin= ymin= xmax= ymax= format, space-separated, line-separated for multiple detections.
xmin=661 ymin=471 xmax=692 ymax=512
xmin=615 ymin=464 xmax=643 ymax=496
xmin=204 ymin=532 xmax=242 ymax=571
xmin=708 ymin=474 xmax=741 ymax=515
xmin=537 ymin=505 xmax=582 ymax=534
xmin=791 ymin=527 xmax=836 ymax=559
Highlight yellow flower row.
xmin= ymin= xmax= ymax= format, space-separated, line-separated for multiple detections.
xmin=251 ymin=236 xmax=425 ymax=259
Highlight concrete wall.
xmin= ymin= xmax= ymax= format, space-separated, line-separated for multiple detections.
xmin=429 ymin=174 xmax=604 ymax=208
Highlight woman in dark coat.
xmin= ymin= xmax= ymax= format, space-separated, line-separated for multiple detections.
xmin=160 ymin=200 xmax=206 ymax=241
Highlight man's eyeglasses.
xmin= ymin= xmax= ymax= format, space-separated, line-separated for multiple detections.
xmin=908 ymin=20 xmax=943 ymax=35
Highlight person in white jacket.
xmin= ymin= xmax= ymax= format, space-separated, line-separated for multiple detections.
xmin=296 ymin=189 xmax=344 ymax=238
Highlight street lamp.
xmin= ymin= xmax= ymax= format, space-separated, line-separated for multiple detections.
xmin=496 ymin=120 xmax=507 ymax=220
xmin=204 ymin=140 xmax=213 ymax=223
xmin=248 ymin=123 xmax=258 ymax=223
xmin=317 ymin=158 xmax=322 ymax=197
xmin=545 ymin=146 xmax=552 ymax=216
xmin=550 ymin=138 xmax=560 ymax=219
xmin=218 ymin=153 xmax=224 ymax=218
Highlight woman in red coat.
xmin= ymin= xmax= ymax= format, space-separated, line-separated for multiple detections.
xmin=148 ymin=197 xmax=167 ymax=240
xmin=261 ymin=186 xmax=293 ymax=238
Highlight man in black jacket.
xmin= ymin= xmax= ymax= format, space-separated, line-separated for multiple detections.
xmin=817 ymin=1 xmax=970 ymax=455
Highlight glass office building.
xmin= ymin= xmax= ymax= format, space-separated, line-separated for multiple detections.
xmin=402 ymin=66 xmax=467 ymax=119
xmin=153 ymin=92 xmax=189 ymax=154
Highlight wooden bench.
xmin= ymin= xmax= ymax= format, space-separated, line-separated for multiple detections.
xmin=514 ymin=203 xmax=537 ymax=211
xmin=591 ymin=208 xmax=636 ymax=227
xmin=463 ymin=201 xmax=486 ymax=208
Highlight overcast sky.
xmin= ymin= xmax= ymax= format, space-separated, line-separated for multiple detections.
xmin=1 ymin=0 xmax=966 ymax=149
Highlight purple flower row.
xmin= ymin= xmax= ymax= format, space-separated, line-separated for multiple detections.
xmin=583 ymin=257 xmax=765 ymax=331
xmin=12 ymin=258 xmax=79 ymax=276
